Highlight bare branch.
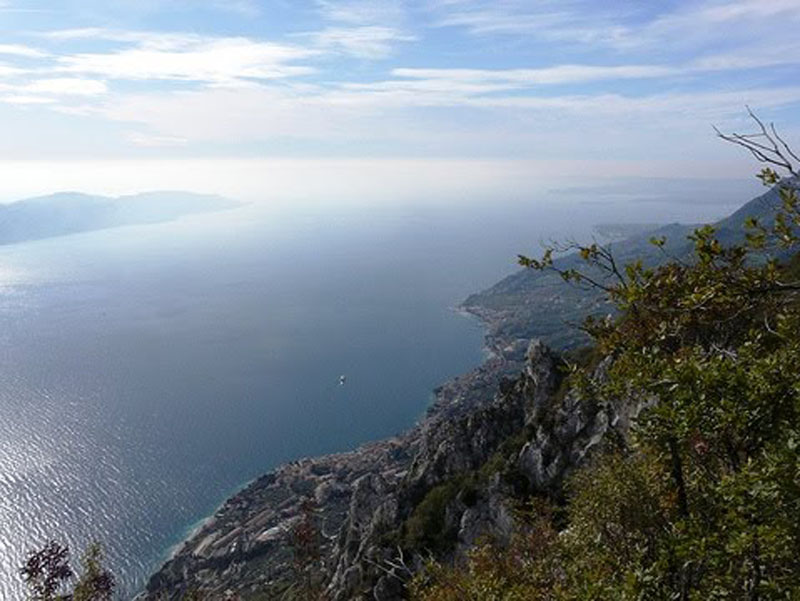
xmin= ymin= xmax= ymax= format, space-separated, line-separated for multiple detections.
xmin=714 ymin=108 xmax=799 ymax=178
xmin=771 ymin=123 xmax=800 ymax=163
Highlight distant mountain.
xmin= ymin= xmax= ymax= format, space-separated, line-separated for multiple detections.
xmin=0 ymin=191 xmax=241 ymax=245
xmin=463 ymin=178 xmax=799 ymax=349
xmin=593 ymin=223 xmax=664 ymax=241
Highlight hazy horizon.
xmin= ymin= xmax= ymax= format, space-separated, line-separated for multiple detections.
xmin=0 ymin=159 xmax=765 ymax=227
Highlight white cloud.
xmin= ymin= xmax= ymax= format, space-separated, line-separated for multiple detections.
xmin=315 ymin=0 xmax=405 ymax=25
xmin=209 ymin=0 xmax=260 ymax=17
xmin=308 ymin=1 xmax=412 ymax=58
xmin=0 ymin=0 xmax=52 ymax=13
xmin=432 ymin=0 xmax=800 ymax=53
xmin=80 ymin=72 xmax=800 ymax=153
xmin=347 ymin=52 xmax=800 ymax=99
xmin=43 ymin=28 xmax=200 ymax=49
xmin=656 ymin=0 xmax=800 ymax=28
xmin=311 ymin=26 xmax=414 ymax=59
xmin=0 ymin=77 xmax=108 ymax=104
xmin=54 ymin=34 xmax=319 ymax=85
xmin=126 ymin=132 xmax=188 ymax=147
xmin=97 ymin=87 xmax=349 ymax=142
xmin=606 ymin=0 xmax=800 ymax=51
xmin=390 ymin=65 xmax=677 ymax=87
xmin=5 ymin=0 xmax=799 ymax=162
xmin=0 ymin=44 xmax=48 ymax=58
xmin=43 ymin=28 xmax=122 ymax=40
xmin=459 ymin=88 xmax=800 ymax=117
xmin=691 ymin=42 xmax=800 ymax=71
xmin=0 ymin=63 xmax=26 ymax=77
xmin=1 ymin=94 xmax=56 ymax=104
xmin=19 ymin=78 xmax=108 ymax=96
xmin=432 ymin=0 xmax=630 ymax=43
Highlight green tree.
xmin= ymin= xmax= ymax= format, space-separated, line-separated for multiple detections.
xmin=21 ymin=542 xmax=115 ymax=601
xmin=72 ymin=543 xmax=115 ymax=601
xmin=20 ymin=541 xmax=73 ymax=601
xmin=413 ymin=112 xmax=800 ymax=600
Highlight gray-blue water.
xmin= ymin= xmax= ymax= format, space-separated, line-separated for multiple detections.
xmin=0 ymin=184 xmax=749 ymax=599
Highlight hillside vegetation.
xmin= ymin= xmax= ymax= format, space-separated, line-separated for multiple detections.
xmin=412 ymin=124 xmax=800 ymax=600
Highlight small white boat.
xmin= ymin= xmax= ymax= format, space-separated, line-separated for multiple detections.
xmin=339 ymin=375 xmax=347 ymax=386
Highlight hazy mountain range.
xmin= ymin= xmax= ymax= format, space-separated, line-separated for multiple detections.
xmin=463 ymin=177 xmax=799 ymax=349
xmin=0 ymin=191 xmax=240 ymax=246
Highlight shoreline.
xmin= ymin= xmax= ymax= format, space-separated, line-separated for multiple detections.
xmin=140 ymin=303 xmax=499 ymax=599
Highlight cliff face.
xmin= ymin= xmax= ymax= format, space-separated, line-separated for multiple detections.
xmin=145 ymin=334 xmax=639 ymax=600
xmin=143 ymin=341 xmax=525 ymax=600
xmin=145 ymin=437 xmax=413 ymax=599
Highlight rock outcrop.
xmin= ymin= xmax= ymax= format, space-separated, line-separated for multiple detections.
xmin=144 ymin=332 xmax=641 ymax=600
xmin=143 ymin=338 xmax=527 ymax=600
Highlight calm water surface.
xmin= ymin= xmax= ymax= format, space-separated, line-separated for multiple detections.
xmin=0 ymin=198 xmax=559 ymax=598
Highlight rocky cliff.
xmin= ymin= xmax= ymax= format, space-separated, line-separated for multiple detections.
xmin=144 ymin=330 xmax=640 ymax=600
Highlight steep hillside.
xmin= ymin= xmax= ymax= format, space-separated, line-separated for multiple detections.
xmin=463 ymin=178 xmax=797 ymax=349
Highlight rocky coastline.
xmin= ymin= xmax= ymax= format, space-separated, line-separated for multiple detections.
xmin=143 ymin=297 xmax=634 ymax=600
xmin=142 ymin=321 xmax=530 ymax=600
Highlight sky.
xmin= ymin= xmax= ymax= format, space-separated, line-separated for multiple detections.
xmin=0 ymin=0 xmax=799 ymax=199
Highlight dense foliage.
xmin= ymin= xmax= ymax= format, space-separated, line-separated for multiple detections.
xmin=21 ymin=542 xmax=114 ymax=601
xmin=412 ymin=120 xmax=800 ymax=600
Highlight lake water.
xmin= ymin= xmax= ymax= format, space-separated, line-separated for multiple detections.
xmin=0 ymin=184 xmax=747 ymax=598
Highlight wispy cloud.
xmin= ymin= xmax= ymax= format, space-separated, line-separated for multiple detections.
xmin=0 ymin=0 xmax=51 ymax=13
xmin=308 ymin=0 xmax=412 ymax=58
xmin=368 ymin=51 xmax=800 ymax=94
xmin=315 ymin=0 xmax=406 ymax=25
xmin=0 ymin=63 xmax=27 ymax=77
xmin=1 ymin=94 xmax=56 ymax=104
xmin=50 ymin=31 xmax=318 ymax=85
xmin=431 ymin=0 xmax=631 ymax=43
xmin=431 ymin=0 xmax=800 ymax=52
xmin=388 ymin=65 xmax=677 ymax=88
xmin=208 ymin=0 xmax=260 ymax=17
xmin=126 ymin=131 xmax=188 ymax=147
xmin=644 ymin=0 xmax=800 ymax=34
xmin=310 ymin=26 xmax=414 ymax=59
xmin=81 ymin=75 xmax=800 ymax=151
xmin=0 ymin=0 xmax=798 ymax=164
xmin=0 ymin=44 xmax=48 ymax=58
xmin=42 ymin=28 xmax=200 ymax=48
xmin=0 ymin=77 xmax=106 ymax=110
xmin=608 ymin=0 xmax=800 ymax=51
xmin=20 ymin=78 xmax=107 ymax=95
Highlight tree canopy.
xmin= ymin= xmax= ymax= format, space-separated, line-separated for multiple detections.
xmin=413 ymin=114 xmax=800 ymax=600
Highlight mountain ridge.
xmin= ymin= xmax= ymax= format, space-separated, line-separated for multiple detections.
xmin=462 ymin=177 xmax=798 ymax=349
xmin=0 ymin=190 xmax=241 ymax=246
